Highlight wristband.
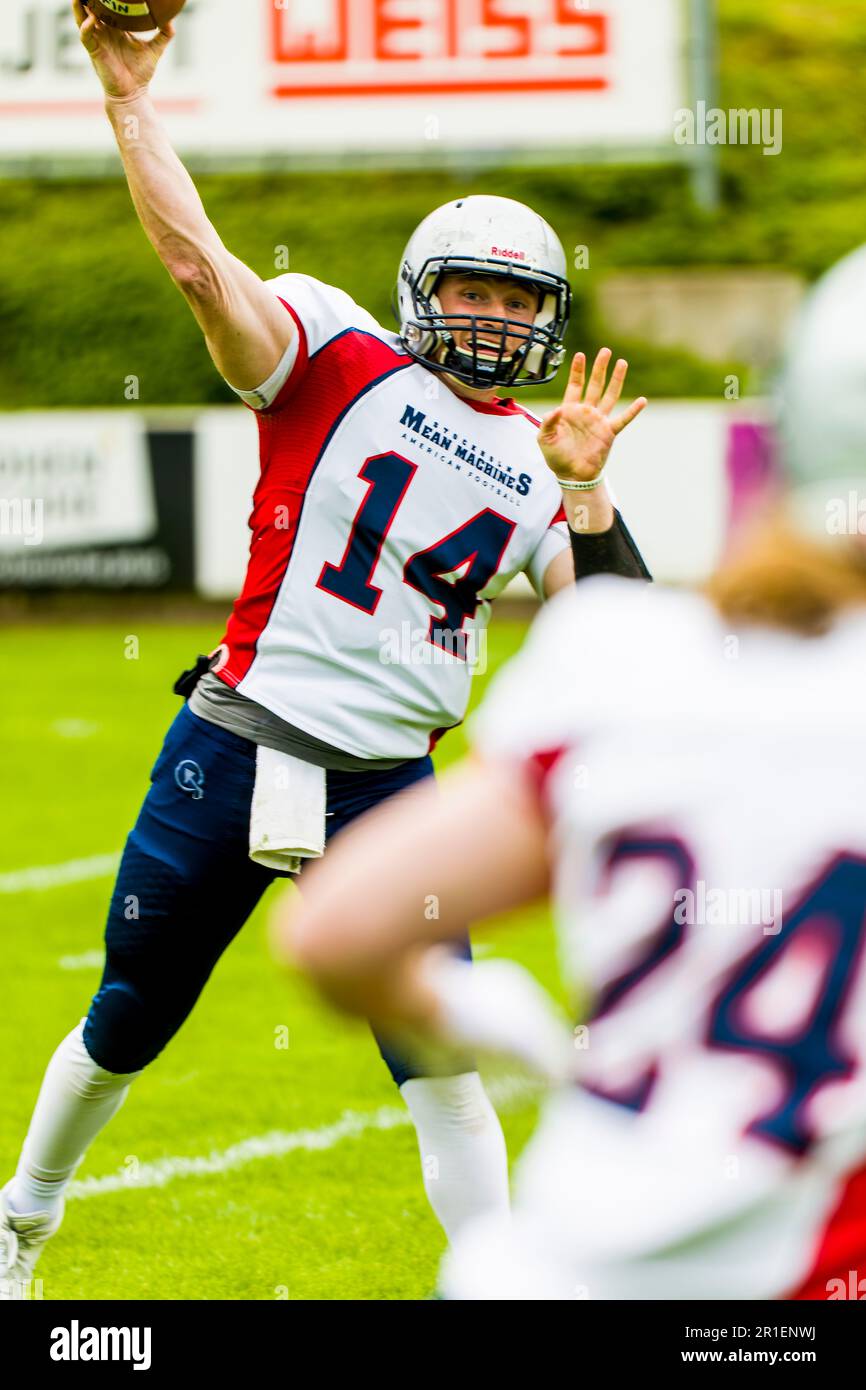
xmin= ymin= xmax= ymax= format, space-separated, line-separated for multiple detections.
xmin=569 ymin=508 xmax=653 ymax=583
xmin=558 ymin=473 xmax=605 ymax=491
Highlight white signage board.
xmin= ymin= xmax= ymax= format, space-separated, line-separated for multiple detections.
xmin=0 ymin=411 xmax=155 ymax=552
xmin=0 ymin=0 xmax=686 ymax=168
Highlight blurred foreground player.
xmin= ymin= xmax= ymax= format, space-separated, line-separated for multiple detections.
xmin=288 ymin=245 xmax=866 ymax=1299
xmin=0 ymin=7 xmax=650 ymax=1291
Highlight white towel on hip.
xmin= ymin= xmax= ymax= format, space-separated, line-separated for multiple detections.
xmin=249 ymin=745 xmax=327 ymax=873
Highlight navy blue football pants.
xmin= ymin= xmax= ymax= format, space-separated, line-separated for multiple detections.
xmin=83 ymin=704 xmax=468 ymax=1085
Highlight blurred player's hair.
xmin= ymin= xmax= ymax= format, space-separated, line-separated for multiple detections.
xmin=706 ymin=245 xmax=866 ymax=635
xmin=706 ymin=521 xmax=866 ymax=635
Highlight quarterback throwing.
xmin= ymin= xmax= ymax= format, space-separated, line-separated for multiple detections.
xmin=0 ymin=4 xmax=649 ymax=1294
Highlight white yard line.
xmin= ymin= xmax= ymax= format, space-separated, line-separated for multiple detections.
xmin=68 ymin=1074 xmax=539 ymax=1202
xmin=68 ymin=1106 xmax=410 ymax=1199
xmin=2 ymin=852 xmax=540 ymax=1200
xmin=0 ymin=853 xmax=120 ymax=895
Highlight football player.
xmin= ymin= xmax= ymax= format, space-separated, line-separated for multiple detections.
xmin=0 ymin=8 xmax=648 ymax=1291
xmin=286 ymin=245 xmax=866 ymax=1299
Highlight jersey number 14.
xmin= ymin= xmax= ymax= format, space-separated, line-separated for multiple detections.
xmin=316 ymin=453 xmax=516 ymax=660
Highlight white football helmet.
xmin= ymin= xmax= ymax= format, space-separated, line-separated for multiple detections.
xmin=395 ymin=195 xmax=571 ymax=389
xmin=780 ymin=244 xmax=866 ymax=535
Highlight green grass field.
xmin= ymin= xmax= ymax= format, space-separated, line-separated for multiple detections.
xmin=0 ymin=616 xmax=559 ymax=1301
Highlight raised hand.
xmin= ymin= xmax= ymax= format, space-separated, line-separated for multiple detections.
xmin=73 ymin=1 xmax=174 ymax=101
xmin=538 ymin=348 xmax=647 ymax=487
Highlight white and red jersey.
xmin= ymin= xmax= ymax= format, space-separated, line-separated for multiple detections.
xmin=214 ymin=273 xmax=570 ymax=760
xmin=449 ymin=579 xmax=866 ymax=1300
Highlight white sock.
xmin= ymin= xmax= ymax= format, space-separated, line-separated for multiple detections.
xmin=400 ymin=1071 xmax=510 ymax=1243
xmin=7 ymin=1020 xmax=141 ymax=1217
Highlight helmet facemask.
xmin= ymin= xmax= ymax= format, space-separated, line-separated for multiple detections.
xmin=398 ymin=255 xmax=571 ymax=390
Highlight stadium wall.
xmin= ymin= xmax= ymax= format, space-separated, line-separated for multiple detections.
xmin=0 ymin=402 xmax=775 ymax=598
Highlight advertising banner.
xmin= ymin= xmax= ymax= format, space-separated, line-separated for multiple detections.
xmin=0 ymin=1 xmax=687 ymax=169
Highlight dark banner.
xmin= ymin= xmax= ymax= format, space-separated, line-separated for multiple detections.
xmin=0 ymin=418 xmax=194 ymax=592
xmin=12 ymin=1296 xmax=863 ymax=1372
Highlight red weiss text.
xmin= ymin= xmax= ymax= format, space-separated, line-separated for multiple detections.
xmin=270 ymin=0 xmax=609 ymax=98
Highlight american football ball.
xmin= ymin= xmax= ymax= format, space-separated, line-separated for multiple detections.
xmin=85 ymin=1 xmax=186 ymax=33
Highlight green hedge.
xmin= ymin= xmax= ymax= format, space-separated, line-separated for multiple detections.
xmin=1 ymin=0 xmax=864 ymax=407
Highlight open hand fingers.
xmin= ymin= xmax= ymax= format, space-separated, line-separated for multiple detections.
xmin=583 ymin=347 xmax=612 ymax=408
xmin=562 ymin=352 xmax=586 ymax=405
xmin=538 ymin=407 xmax=564 ymax=443
xmin=149 ymin=22 xmax=176 ymax=51
xmin=612 ymin=396 xmax=648 ymax=435
xmin=74 ymin=1 xmax=111 ymax=49
xmin=72 ymin=0 xmax=94 ymax=34
xmin=599 ymin=357 xmax=629 ymax=414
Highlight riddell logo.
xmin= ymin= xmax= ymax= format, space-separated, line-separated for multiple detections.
xmin=491 ymin=247 xmax=527 ymax=260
